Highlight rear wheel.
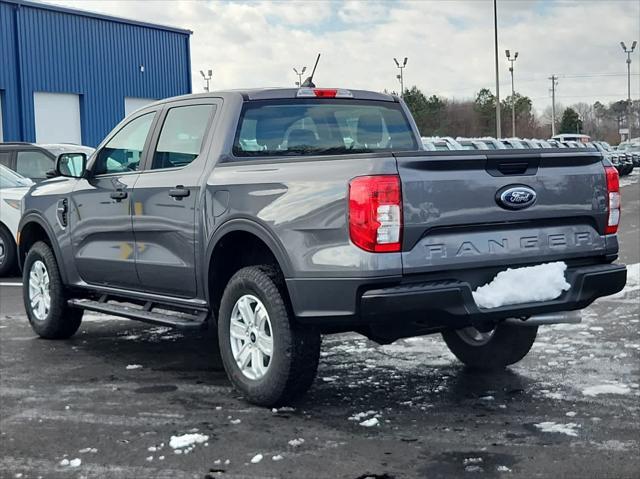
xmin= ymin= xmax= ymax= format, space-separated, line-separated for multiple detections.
xmin=23 ymin=241 xmax=83 ymax=339
xmin=218 ymin=266 xmax=321 ymax=407
xmin=0 ymin=226 xmax=17 ymax=277
xmin=441 ymin=322 xmax=538 ymax=370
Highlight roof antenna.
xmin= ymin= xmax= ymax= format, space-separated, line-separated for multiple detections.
xmin=301 ymin=54 xmax=321 ymax=88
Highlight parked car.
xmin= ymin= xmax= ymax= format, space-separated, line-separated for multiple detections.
xmin=521 ymin=138 xmax=553 ymax=148
xmin=0 ymin=165 xmax=33 ymax=275
xmin=546 ymin=139 xmax=568 ymax=148
xmin=590 ymin=141 xmax=623 ymax=172
xmin=563 ymin=140 xmax=588 ymax=148
xmin=421 ymin=136 xmax=463 ymax=151
xmin=0 ymin=142 xmax=95 ymax=183
xmin=455 ymin=138 xmax=487 ymax=150
xmin=552 ymin=133 xmax=591 ymax=144
xmin=473 ymin=137 xmax=507 ymax=150
xmin=17 ymin=87 xmax=626 ymax=406
xmin=500 ymin=138 xmax=528 ymax=149
xmin=617 ymin=141 xmax=640 ymax=169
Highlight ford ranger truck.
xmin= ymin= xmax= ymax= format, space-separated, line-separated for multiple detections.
xmin=18 ymin=88 xmax=626 ymax=406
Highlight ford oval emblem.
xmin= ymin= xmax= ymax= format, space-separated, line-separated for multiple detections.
xmin=496 ymin=185 xmax=537 ymax=210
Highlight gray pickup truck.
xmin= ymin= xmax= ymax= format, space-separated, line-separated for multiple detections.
xmin=18 ymin=87 xmax=626 ymax=406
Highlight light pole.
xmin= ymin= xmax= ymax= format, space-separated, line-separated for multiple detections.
xmin=293 ymin=66 xmax=306 ymax=87
xmin=493 ymin=0 xmax=501 ymax=138
xmin=620 ymin=41 xmax=637 ymax=140
xmin=393 ymin=57 xmax=407 ymax=95
xmin=505 ymin=49 xmax=518 ymax=137
xmin=549 ymin=75 xmax=558 ymax=136
xmin=199 ymin=69 xmax=212 ymax=92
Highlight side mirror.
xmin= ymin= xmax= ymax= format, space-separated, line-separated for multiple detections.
xmin=56 ymin=153 xmax=87 ymax=178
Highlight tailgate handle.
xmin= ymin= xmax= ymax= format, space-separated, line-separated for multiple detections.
xmin=498 ymin=161 xmax=529 ymax=175
xmin=486 ymin=157 xmax=540 ymax=176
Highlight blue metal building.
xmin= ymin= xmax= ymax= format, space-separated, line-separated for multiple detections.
xmin=0 ymin=0 xmax=192 ymax=146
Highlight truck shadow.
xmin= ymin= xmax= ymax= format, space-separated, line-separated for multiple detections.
xmin=70 ymin=318 xmax=537 ymax=410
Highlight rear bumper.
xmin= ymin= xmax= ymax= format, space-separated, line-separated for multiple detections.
xmin=360 ymin=263 xmax=626 ymax=326
xmin=290 ymin=263 xmax=626 ymax=335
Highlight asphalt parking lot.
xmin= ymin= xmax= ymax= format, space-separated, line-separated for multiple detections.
xmin=1 ymin=173 xmax=638 ymax=479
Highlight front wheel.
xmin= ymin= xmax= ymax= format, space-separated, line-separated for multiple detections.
xmin=218 ymin=266 xmax=321 ymax=407
xmin=441 ymin=322 xmax=538 ymax=370
xmin=23 ymin=241 xmax=83 ymax=339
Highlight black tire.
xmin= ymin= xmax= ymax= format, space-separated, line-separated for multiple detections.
xmin=0 ymin=225 xmax=17 ymax=277
xmin=441 ymin=322 xmax=538 ymax=370
xmin=23 ymin=241 xmax=83 ymax=339
xmin=217 ymin=265 xmax=321 ymax=407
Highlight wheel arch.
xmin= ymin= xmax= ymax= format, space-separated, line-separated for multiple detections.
xmin=204 ymin=219 xmax=293 ymax=316
xmin=18 ymin=214 xmax=67 ymax=282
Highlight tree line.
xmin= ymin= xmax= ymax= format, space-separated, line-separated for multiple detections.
xmin=400 ymin=85 xmax=639 ymax=144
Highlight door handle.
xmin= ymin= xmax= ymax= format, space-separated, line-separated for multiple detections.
xmin=169 ymin=186 xmax=190 ymax=198
xmin=110 ymin=190 xmax=127 ymax=201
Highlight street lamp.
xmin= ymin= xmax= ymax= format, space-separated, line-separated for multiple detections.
xmin=493 ymin=0 xmax=501 ymax=139
xmin=505 ymin=49 xmax=519 ymax=137
xmin=293 ymin=66 xmax=307 ymax=87
xmin=620 ymin=41 xmax=637 ymax=140
xmin=393 ymin=57 xmax=408 ymax=95
xmin=199 ymin=69 xmax=213 ymax=92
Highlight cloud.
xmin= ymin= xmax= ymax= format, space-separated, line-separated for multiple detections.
xmin=43 ymin=0 xmax=640 ymax=113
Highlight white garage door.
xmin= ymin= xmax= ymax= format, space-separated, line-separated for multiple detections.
xmin=34 ymin=92 xmax=82 ymax=144
xmin=33 ymin=91 xmax=82 ymax=145
xmin=124 ymin=97 xmax=155 ymax=117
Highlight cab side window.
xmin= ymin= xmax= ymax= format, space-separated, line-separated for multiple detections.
xmin=93 ymin=112 xmax=155 ymax=175
xmin=151 ymin=104 xmax=214 ymax=170
xmin=0 ymin=151 xmax=11 ymax=167
xmin=16 ymin=150 xmax=54 ymax=180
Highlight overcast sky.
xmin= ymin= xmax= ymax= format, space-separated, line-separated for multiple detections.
xmin=47 ymin=0 xmax=639 ymax=113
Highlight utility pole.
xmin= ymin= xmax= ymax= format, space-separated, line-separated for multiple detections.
xmin=293 ymin=66 xmax=306 ymax=87
xmin=493 ymin=0 xmax=501 ymax=138
xmin=393 ymin=57 xmax=408 ymax=95
xmin=505 ymin=49 xmax=518 ymax=137
xmin=549 ymin=75 xmax=558 ymax=136
xmin=620 ymin=41 xmax=637 ymax=140
xmin=199 ymin=69 xmax=212 ymax=92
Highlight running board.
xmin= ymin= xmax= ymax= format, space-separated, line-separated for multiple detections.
xmin=68 ymin=298 xmax=208 ymax=329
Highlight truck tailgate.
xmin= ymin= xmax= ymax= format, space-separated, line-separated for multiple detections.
xmin=395 ymin=149 xmax=612 ymax=276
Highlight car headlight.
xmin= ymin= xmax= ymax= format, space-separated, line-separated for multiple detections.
xmin=3 ymin=198 xmax=21 ymax=210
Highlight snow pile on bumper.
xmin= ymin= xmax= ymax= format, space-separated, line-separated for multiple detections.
xmin=472 ymin=262 xmax=571 ymax=309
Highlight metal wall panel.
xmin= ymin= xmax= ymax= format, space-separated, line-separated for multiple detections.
xmin=0 ymin=0 xmax=191 ymax=146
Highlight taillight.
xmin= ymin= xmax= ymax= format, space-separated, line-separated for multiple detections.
xmin=605 ymin=166 xmax=620 ymax=234
xmin=349 ymin=175 xmax=402 ymax=252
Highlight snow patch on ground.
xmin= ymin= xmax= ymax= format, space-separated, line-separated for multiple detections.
xmin=169 ymin=433 xmax=209 ymax=449
xmin=534 ymin=421 xmax=580 ymax=436
xmin=472 ymin=262 xmax=570 ymax=309
xmin=59 ymin=458 xmax=81 ymax=467
xmin=359 ymin=417 xmax=379 ymax=427
xmin=582 ymin=383 xmax=631 ymax=396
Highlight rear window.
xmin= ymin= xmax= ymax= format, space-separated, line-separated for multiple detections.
xmin=232 ymin=99 xmax=418 ymax=157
